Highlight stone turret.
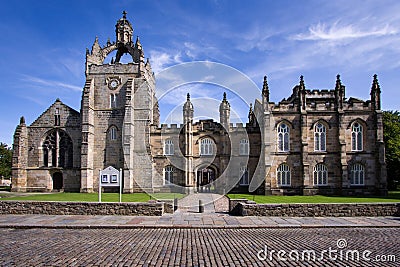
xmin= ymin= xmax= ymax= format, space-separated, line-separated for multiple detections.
xmin=183 ymin=93 xmax=194 ymax=125
xmin=219 ymin=92 xmax=230 ymax=130
xmin=115 ymin=11 xmax=133 ymax=44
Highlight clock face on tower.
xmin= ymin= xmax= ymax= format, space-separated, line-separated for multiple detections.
xmin=108 ymin=78 xmax=120 ymax=90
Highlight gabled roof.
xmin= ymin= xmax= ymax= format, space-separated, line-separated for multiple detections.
xmin=30 ymin=99 xmax=80 ymax=127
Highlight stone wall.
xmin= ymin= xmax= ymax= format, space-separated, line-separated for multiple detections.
xmin=0 ymin=200 xmax=172 ymax=216
xmin=229 ymin=199 xmax=400 ymax=217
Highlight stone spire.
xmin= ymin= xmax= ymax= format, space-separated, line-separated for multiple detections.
xmin=370 ymin=74 xmax=381 ymax=110
xmin=262 ymin=75 xmax=269 ymax=102
xmin=219 ymin=92 xmax=230 ymax=130
xmin=183 ymin=93 xmax=194 ymax=124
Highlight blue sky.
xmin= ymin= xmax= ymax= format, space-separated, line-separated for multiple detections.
xmin=1 ymin=0 xmax=400 ymax=145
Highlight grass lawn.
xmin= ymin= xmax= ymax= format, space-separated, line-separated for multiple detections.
xmin=228 ymin=191 xmax=400 ymax=204
xmin=0 ymin=192 xmax=186 ymax=202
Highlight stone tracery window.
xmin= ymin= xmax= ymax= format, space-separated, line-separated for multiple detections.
xmin=164 ymin=139 xmax=174 ymax=155
xmin=239 ymin=139 xmax=249 ymax=155
xmin=277 ymin=123 xmax=290 ymax=152
xmin=164 ymin=166 xmax=174 ymax=184
xmin=42 ymin=129 xmax=73 ymax=168
xmin=239 ymin=166 xmax=249 ymax=185
xmin=350 ymin=163 xmax=365 ymax=185
xmin=277 ymin=163 xmax=291 ymax=186
xmin=313 ymin=163 xmax=328 ymax=185
xmin=314 ymin=122 xmax=326 ymax=151
xmin=200 ymin=138 xmax=213 ymax=156
xmin=351 ymin=122 xmax=363 ymax=151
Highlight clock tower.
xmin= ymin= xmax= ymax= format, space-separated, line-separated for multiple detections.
xmin=81 ymin=11 xmax=158 ymax=193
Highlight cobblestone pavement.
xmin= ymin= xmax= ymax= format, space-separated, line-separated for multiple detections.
xmin=1 ymin=214 xmax=400 ymax=229
xmin=0 ymin=227 xmax=398 ymax=266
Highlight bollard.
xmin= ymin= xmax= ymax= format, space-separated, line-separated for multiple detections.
xmin=174 ymin=198 xmax=178 ymax=211
xmin=199 ymin=200 xmax=204 ymax=213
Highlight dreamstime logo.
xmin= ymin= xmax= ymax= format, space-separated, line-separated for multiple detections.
xmin=257 ymin=238 xmax=397 ymax=263
xmin=124 ymin=61 xmax=266 ymax=204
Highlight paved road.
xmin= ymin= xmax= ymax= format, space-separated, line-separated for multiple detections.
xmin=0 ymin=227 xmax=398 ymax=266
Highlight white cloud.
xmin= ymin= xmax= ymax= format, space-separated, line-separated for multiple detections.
xmin=292 ymin=22 xmax=397 ymax=41
xmin=21 ymin=75 xmax=82 ymax=91
xmin=149 ymin=50 xmax=182 ymax=73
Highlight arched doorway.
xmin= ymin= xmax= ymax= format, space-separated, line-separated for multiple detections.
xmin=53 ymin=172 xmax=63 ymax=191
xmin=196 ymin=167 xmax=216 ymax=193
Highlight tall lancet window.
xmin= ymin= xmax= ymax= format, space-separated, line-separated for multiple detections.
xmin=314 ymin=122 xmax=326 ymax=151
xmin=110 ymin=94 xmax=117 ymax=108
xmin=277 ymin=123 xmax=290 ymax=152
xmin=54 ymin=108 xmax=60 ymax=126
xmin=351 ymin=122 xmax=363 ymax=151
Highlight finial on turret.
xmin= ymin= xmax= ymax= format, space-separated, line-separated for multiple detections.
xmin=223 ymin=92 xmax=227 ymax=102
xmin=187 ymin=93 xmax=190 ymax=101
xmin=299 ymin=75 xmax=305 ymax=90
xmin=20 ymin=116 xmax=25 ymax=125
xmin=335 ymin=74 xmax=341 ymax=89
xmin=122 ymin=10 xmax=127 ymax=19
xmin=262 ymin=75 xmax=270 ymax=102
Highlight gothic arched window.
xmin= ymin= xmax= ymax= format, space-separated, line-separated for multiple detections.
xmin=42 ymin=130 xmax=73 ymax=168
xmin=109 ymin=126 xmax=117 ymax=140
xmin=200 ymin=138 xmax=213 ymax=155
xmin=277 ymin=123 xmax=290 ymax=152
xmin=351 ymin=122 xmax=363 ymax=151
xmin=313 ymin=163 xmax=328 ymax=185
xmin=164 ymin=166 xmax=174 ymax=184
xmin=239 ymin=166 xmax=249 ymax=185
xmin=314 ymin=122 xmax=326 ymax=151
xmin=350 ymin=163 xmax=365 ymax=185
xmin=164 ymin=139 xmax=174 ymax=155
xmin=239 ymin=139 xmax=249 ymax=155
xmin=277 ymin=163 xmax=291 ymax=186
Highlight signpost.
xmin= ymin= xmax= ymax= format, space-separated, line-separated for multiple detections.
xmin=99 ymin=166 xmax=122 ymax=203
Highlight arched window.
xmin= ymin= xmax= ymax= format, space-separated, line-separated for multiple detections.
xmin=350 ymin=163 xmax=365 ymax=185
xmin=277 ymin=123 xmax=290 ymax=152
xmin=314 ymin=122 xmax=326 ymax=151
xmin=164 ymin=166 xmax=174 ymax=184
xmin=351 ymin=122 xmax=363 ymax=151
xmin=164 ymin=139 xmax=174 ymax=155
xmin=313 ymin=163 xmax=328 ymax=185
xmin=110 ymin=94 xmax=117 ymax=108
xmin=200 ymin=138 xmax=213 ymax=155
xmin=239 ymin=166 xmax=249 ymax=185
xmin=42 ymin=130 xmax=73 ymax=168
xmin=54 ymin=108 xmax=60 ymax=126
xmin=277 ymin=163 xmax=291 ymax=186
xmin=239 ymin=139 xmax=249 ymax=155
xmin=109 ymin=126 xmax=117 ymax=140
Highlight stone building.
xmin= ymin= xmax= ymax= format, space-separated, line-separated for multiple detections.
xmin=11 ymin=13 xmax=387 ymax=195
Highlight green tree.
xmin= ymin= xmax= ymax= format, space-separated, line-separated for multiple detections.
xmin=0 ymin=143 xmax=12 ymax=178
xmin=383 ymin=111 xmax=400 ymax=190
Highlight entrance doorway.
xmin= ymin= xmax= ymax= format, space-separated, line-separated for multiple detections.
xmin=197 ymin=167 xmax=216 ymax=192
xmin=52 ymin=172 xmax=63 ymax=191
